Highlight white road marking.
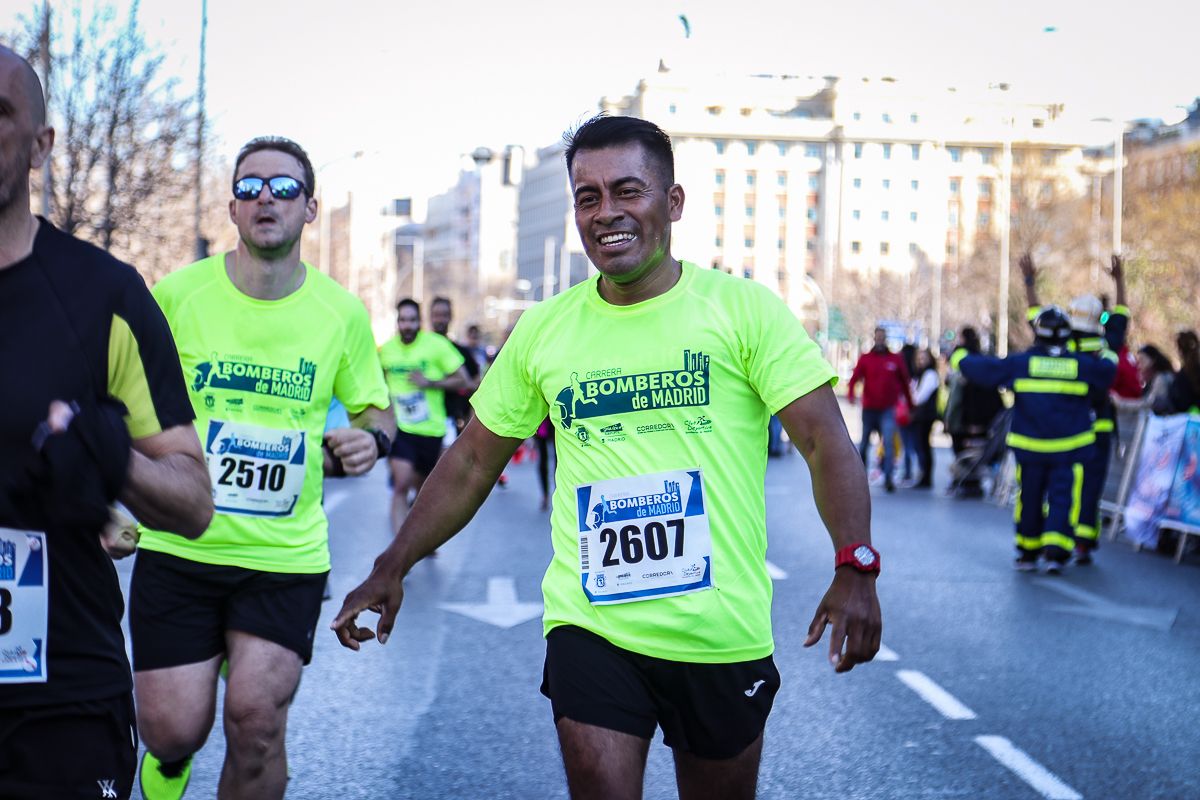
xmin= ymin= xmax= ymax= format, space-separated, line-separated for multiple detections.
xmin=896 ymin=670 xmax=977 ymax=720
xmin=440 ymin=576 xmax=543 ymax=629
xmin=875 ymin=643 xmax=899 ymax=661
xmin=975 ymin=735 xmax=1083 ymax=799
xmin=765 ymin=559 xmax=788 ymax=580
xmin=1033 ymin=578 xmax=1178 ymax=632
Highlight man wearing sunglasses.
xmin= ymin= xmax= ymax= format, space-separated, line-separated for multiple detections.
xmin=0 ymin=47 xmax=213 ymax=800
xmin=130 ymin=136 xmax=391 ymax=800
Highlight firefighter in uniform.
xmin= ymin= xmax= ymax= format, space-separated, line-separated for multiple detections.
xmin=1020 ymin=254 xmax=1129 ymax=564
xmin=960 ymin=307 xmax=1116 ymax=573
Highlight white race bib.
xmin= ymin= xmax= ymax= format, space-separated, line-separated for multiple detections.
xmin=575 ymin=469 xmax=713 ymax=605
xmin=394 ymin=392 xmax=430 ymax=425
xmin=0 ymin=528 xmax=48 ymax=684
xmin=205 ymin=420 xmax=306 ymax=517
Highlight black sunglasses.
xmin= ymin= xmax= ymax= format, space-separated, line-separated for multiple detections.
xmin=232 ymin=175 xmax=307 ymax=201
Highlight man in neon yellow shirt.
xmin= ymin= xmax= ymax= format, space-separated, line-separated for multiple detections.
xmin=333 ymin=116 xmax=881 ymax=798
xmin=379 ymin=298 xmax=469 ymax=534
xmin=131 ymin=137 xmax=391 ymax=800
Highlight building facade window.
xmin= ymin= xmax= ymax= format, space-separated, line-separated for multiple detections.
xmin=979 ymin=147 xmax=994 ymax=165
xmin=776 ymin=141 xmax=788 ymax=156
xmin=745 ymin=237 xmax=755 ymax=248
xmin=911 ymin=179 xmax=919 ymax=190
xmin=851 ymin=241 xmax=861 ymax=253
xmin=882 ymin=179 xmax=891 ymax=189
xmin=715 ymin=170 xmax=725 ymax=186
xmin=910 ymin=113 xmax=919 ymax=123
xmin=715 ymin=139 xmax=726 ymax=154
xmin=882 ymin=113 xmax=892 ymax=123
xmin=881 ymin=210 xmax=890 ymax=222
xmin=978 ymin=180 xmax=991 ymax=197
xmin=778 ymin=207 xmax=787 ymax=219
xmin=909 ymin=211 xmax=918 ymax=222
xmin=746 ymin=172 xmax=756 ymax=187
xmin=852 ymin=111 xmax=861 ymax=121
xmin=880 ymin=242 xmax=890 ymax=255
xmin=805 ymin=142 xmax=822 ymax=158
xmin=807 ymin=208 xmax=818 ymax=221
xmin=809 ymin=174 xmax=820 ymax=190
xmin=669 ymin=104 xmax=677 ymax=114
xmin=911 ymin=143 xmax=920 ymax=160
xmin=949 ymin=178 xmax=960 ymax=193
xmin=715 ymin=204 xmax=723 ymax=217
xmin=746 ymin=141 xmax=757 ymax=156
xmin=853 ymin=177 xmax=862 ymax=188
xmin=979 ymin=212 xmax=990 ymax=227
xmin=882 ymin=143 xmax=893 ymax=159
xmin=852 ymin=209 xmax=861 ymax=220
xmin=948 ymin=146 xmax=962 ymax=162
xmin=746 ymin=205 xmax=755 ymax=218
xmin=777 ymin=171 xmax=787 ymax=187
xmin=909 ymin=242 xmax=919 ymax=255
xmin=854 ymin=142 xmax=863 ymax=159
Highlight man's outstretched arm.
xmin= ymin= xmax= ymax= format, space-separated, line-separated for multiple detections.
xmin=777 ymin=383 xmax=882 ymax=673
xmin=330 ymin=417 xmax=522 ymax=649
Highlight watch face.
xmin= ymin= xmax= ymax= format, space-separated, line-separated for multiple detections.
xmin=854 ymin=545 xmax=876 ymax=566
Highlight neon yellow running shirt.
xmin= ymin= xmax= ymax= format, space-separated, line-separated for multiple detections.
xmin=138 ymin=255 xmax=390 ymax=573
xmin=471 ymin=261 xmax=835 ymax=662
xmin=378 ymin=331 xmax=465 ymax=439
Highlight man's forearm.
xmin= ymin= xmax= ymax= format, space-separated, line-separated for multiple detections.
xmin=121 ymin=449 xmax=213 ymax=538
xmin=806 ymin=430 xmax=873 ymax=548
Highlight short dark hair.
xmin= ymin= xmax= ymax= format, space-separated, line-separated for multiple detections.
xmin=235 ymin=136 xmax=315 ymax=198
xmin=396 ymin=298 xmax=420 ymax=316
xmin=431 ymin=296 xmax=452 ymax=310
xmin=564 ymin=114 xmax=674 ymax=186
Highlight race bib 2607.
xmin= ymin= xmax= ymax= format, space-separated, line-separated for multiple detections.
xmin=575 ymin=469 xmax=712 ymax=605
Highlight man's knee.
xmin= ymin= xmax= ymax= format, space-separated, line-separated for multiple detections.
xmin=224 ymin=699 xmax=286 ymax=759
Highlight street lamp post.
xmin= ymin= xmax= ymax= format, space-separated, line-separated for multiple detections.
xmin=393 ymin=235 xmax=424 ymax=305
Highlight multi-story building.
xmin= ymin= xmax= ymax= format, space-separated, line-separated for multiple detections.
xmin=422 ymin=146 xmax=524 ymax=332
xmin=516 ymin=143 xmax=591 ymax=301
xmin=598 ymin=67 xmax=1102 ymax=345
xmin=1125 ymin=100 xmax=1200 ymax=193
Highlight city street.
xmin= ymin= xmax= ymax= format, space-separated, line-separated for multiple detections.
xmin=118 ymin=434 xmax=1200 ymax=800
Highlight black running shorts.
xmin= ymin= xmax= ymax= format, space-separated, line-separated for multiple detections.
xmin=541 ymin=625 xmax=780 ymax=760
xmin=388 ymin=430 xmax=444 ymax=477
xmin=0 ymin=692 xmax=137 ymax=799
xmin=129 ymin=550 xmax=328 ymax=671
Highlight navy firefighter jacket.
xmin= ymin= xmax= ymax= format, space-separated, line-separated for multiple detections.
xmin=960 ymin=345 xmax=1117 ymax=460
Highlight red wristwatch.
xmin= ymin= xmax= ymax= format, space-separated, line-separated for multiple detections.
xmin=835 ymin=543 xmax=881 ymax=574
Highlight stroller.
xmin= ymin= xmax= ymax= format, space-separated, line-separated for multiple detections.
xmin=948 ymin=408 xmax=1012 ymax=498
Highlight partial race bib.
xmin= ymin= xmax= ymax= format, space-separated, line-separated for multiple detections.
xmin=205 ymin=420 xmax=306 ymax=517
xmin=394 ymin=392 xmax=430 ymax=425
xmin=575 ymin=469 xmax=713 ymax=605
xmin=0 ymin=528 xmax=48 ymax=684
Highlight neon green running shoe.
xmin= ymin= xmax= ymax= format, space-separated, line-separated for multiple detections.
xmin=219 ymin=657 xmax=229 ymax=682
xmin=139 ymin=751 xmax=192 ymax=800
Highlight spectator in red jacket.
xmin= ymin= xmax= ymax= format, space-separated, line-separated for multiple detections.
xmin=848 ymin=327 xmax=913 ymax=492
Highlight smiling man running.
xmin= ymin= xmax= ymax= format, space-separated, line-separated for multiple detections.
xmin=333 ymin=115 xmax=881 ymax=800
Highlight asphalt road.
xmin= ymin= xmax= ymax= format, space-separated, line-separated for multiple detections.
xmin=119 ymin=432 xmax=1200 ymax=799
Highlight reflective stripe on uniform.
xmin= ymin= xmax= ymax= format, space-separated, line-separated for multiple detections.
xmin=1013 ymin=464 xmax=1023 ymax=523
xmin=1015 ymin=534 xmax=1042 ymax=551
xmin=1075 ymin=524 xmax=1099 ymax=543
xmin=1006 ymin=430 xmax=1095 ymax=453
xmin=1041 ymin=531 xmax=1075 ymax=552
xmin=1070 ymin=463 xmax=1084 ymax=528
xmin=1013 ymin=378 xmax=1089 ymax=396
xmin=1093 ymin=418 xmax=1115 ymax=433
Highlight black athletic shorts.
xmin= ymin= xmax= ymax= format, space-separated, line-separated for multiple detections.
xmin=0 ymin=692 xmax=137 ymax=799
xmin=129 ymin=550 xmax=328 ymax=671
xmin=389 ymin=429 xmax=444 ymax=477
xmin=541 ymin=625 xmax=780 ymax=760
